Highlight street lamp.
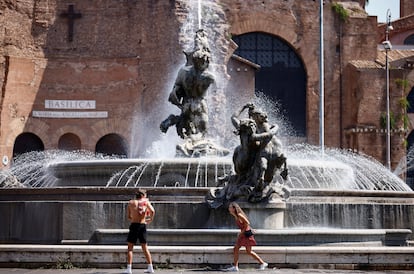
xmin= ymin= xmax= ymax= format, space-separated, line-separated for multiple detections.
xmin=319 ymin=0 xmax=324 ymax=155
xmin=384 ymin=9 xmax=393 ymax=170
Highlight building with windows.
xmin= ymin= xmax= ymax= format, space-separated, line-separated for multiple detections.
xmin=1 ymin=0 xmax=414 ymax=187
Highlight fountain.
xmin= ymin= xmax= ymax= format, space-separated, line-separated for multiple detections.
xmin=2 ymin=139 xmax=414 ymax=247
xmin=1 ymin=1 xmax=414 ymax=270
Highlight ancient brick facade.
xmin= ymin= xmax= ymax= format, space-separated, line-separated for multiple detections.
xmin=0 ymin=0 xmax=414 ymax=171
xmin=401 ymin=0 xmax=414 ymax=18
xmin=0 ymin=0 xmax=184 ymax=160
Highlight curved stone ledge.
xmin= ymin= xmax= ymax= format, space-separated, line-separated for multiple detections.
xmin=1 ymin=244 xmax=414 ymax=269
xmin=89 ymin=228 xmax=411 ymax=246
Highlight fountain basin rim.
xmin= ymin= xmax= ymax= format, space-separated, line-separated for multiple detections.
xmin=47 ymin=157 xmax=354 ymax=180
xmin=48 ymin=157 xmax=233 ymax=166
xmin=0 ymin=186 xmax=211 ymax=201
xmin=2 ymin=187 xmax=413 ymax=197
xmin=49 ymin=157 xmax=351 ymax=168
xmin=290 ymin=188 xmax=414 ymax=196
xmin=94 ymin=227 xmax=412 ymax=236
xmin=2 ymin=187 xmax=414 ymax=203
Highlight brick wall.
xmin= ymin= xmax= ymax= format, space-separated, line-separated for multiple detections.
xmin=401 ymin=0 xmax=414 ymax=18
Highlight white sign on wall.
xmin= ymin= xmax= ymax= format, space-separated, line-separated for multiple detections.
xmin=31 ymin=99 xmax=107 ymax=118
xmin=45 ymin=100 xmax=96 ymax=109
xmin=32 ymin=111 xmax=108 ymax=118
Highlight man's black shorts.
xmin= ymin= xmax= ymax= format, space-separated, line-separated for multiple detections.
xmin=127 ymin=223 xmax=147 ymax=244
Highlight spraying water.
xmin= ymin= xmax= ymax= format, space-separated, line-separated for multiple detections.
xmin=3 ymin=144 xmax=410 ymax=192
xmin=284 ymin=144 xmax=411 ymax=191
xmin=198 ymin=0 xmax=201 ymax=29
xmin=0 ymin=150 xmax=118 ymax=188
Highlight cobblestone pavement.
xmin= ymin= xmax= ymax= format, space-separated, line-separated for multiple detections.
xmin=0 ymin=268 xmax=413 ymax=274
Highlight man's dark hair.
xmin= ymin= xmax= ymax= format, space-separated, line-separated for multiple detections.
xmin=135 ymin=189 xmax=146 ymax=199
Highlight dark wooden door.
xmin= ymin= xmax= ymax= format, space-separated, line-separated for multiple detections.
xmin=233 ymin=32 xmax=306 ymax=136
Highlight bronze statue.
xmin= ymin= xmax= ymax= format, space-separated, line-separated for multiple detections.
xmin=160 ymin=29 xmax=213 ymax=139
xmin=246 ymin=104 xmax=288 ymax=185
xmin=208 ymin=103 xmax=288 ymax=207
xmin=160 ymin=30 xmax=229 ymax=157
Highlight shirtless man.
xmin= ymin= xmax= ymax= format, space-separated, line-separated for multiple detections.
xmin=124 ymin=189 xmax=155 ymax=274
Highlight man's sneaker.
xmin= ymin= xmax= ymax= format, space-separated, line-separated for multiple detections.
xmin=123 ymin=269 xmax=132 ymax=274
xmin=259 ymin=262 xmax=268 ymax=270
xmin=225 ymin=266 xmax=239 ymax=272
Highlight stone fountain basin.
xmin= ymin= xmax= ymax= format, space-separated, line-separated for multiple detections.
xmin=48 ymin=158 xmax=233 ymax=187
xmin=47 ymin=157 xmax=355 ymax=188
xmin=1 ymin=187 xmax=414 ymax=245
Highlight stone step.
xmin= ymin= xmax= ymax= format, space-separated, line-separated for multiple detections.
xmin=1 ymin=244 xmax=414 ymax=269
xmin=88 ymin=228 xmax=412 ymax=247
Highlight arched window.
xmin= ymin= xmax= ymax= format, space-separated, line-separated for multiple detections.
xmin=232 ymin=32 xmax=307 ymax=136
xmin=13 ymin=132 xmax=44 ymax=157
xmin=405 ymin=87 xmax=414 ymax=189
xmin=407 ymin=87 xmax=414 ymax=113
xmin=96 ymin=133 xmax=128 ymax=157
xmin=58 ymin=133 xmax=81 ymax=151
xmin=406 ymin=130 xmax=414 ymax=190
xmin=404 ymin=34 xmax=414 ymax=45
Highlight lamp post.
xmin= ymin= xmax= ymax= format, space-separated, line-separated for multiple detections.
xmin=384 ymin=9 xmax=393 ymax=170
xmin=319 ymin=0 xmax=324 ymax=155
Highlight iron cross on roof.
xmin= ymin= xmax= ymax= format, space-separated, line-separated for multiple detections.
xmin=60 ymin=4 xmax=82 ymax=42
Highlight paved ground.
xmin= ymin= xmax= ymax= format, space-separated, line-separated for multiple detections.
xmin=0 ymin=268 xmax=413 ymax=274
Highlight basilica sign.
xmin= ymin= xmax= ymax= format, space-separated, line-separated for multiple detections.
xmin=32 ymin=100 xmax=108 ymax=118
xmin=45 ymin=100 xmax=95 ymax=109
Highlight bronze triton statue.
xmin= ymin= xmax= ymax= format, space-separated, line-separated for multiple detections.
xmin=160 ymin=30 xmax=229 ymax=157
